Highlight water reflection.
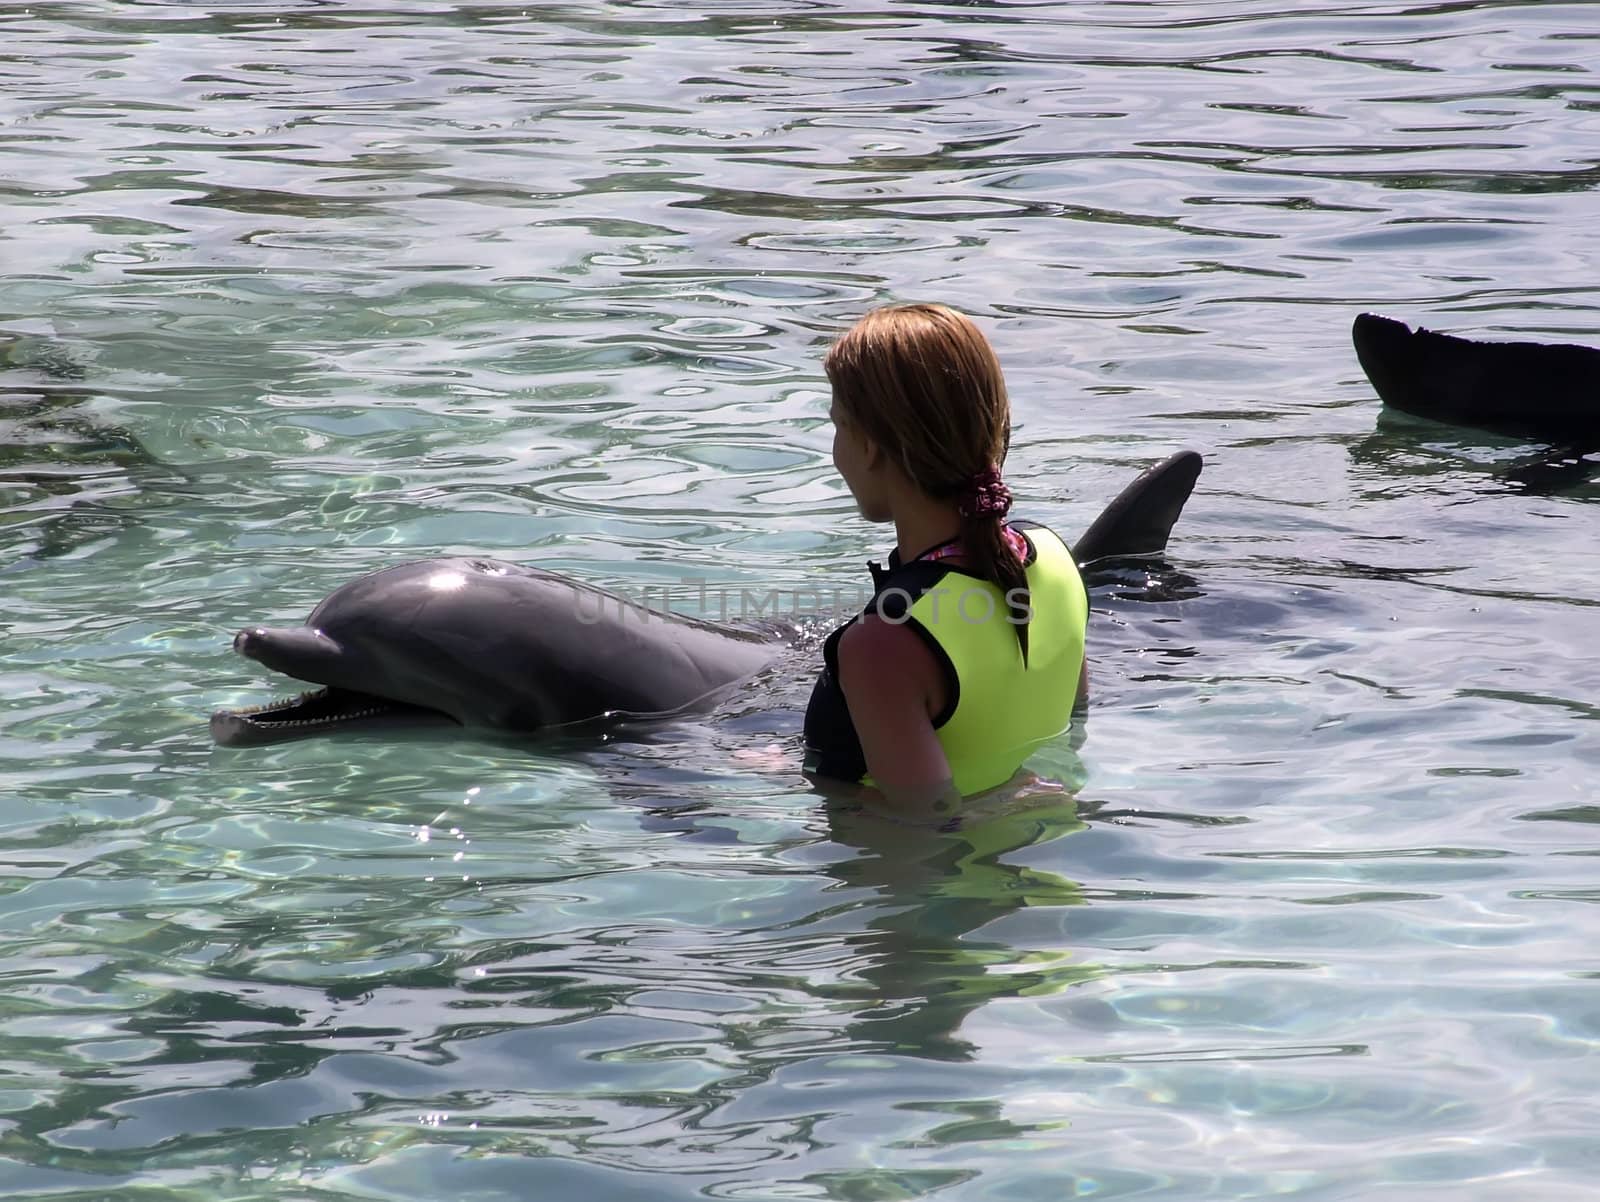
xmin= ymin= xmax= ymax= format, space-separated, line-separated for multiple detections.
xmin=0 ymin=336 xmax=198 ymax=560
xmin=0 ymin=774 xmax=1100 ymax=1182
xmin=1348 ymin=410 xmax=1600 ymax=498
xmin=816 ymin=794 xmax=1095 ymax=1060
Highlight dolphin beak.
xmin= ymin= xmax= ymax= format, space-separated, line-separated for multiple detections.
xmin=230 ymin=626 xmax=344 ymax=678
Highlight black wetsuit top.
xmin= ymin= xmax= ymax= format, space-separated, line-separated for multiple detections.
xmin=802 ymin=522 xmax=1045 ymax=783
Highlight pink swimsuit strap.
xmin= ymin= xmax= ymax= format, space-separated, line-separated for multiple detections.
xmin=917 ymin=525 xmax=1029 ymax=565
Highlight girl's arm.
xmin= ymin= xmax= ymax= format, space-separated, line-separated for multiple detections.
xmin=835 ymin=615 xmax=963 ymax=819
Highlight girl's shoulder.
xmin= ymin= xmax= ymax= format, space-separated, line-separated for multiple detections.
xmin=836 ymin=613 xmax=946 ymax=714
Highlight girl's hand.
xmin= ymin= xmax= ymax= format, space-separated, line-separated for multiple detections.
xmin=731 ymin=742 xmax=798 ymax=773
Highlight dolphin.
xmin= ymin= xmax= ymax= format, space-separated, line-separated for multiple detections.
xmin=210 ymin=561 xmax=783 ymax=747
xmin=1352 ymin=312 xmax=1600 ymax=442
xmin=210 ymin=450 xmax=1204 ymax=747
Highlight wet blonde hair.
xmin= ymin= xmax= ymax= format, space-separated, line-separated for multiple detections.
xmin=825 ymin=303 xmax=1031 ymax=660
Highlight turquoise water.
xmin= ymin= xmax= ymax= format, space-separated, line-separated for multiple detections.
xmin=3 ymin=1 xmax=1598 ymax=1198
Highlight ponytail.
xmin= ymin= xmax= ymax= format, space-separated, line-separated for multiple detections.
xmin=957 ymin=469 xmax=1030 ymax=665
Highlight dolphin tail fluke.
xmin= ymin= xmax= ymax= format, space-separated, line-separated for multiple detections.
xmin=1353 ymin=311 xmax=1600 ymax=439
xmin=1072 ymin=449 xmax=1203 ymax=567
xmin=1351 ymin=312 xmax=1420 ymax=411
xmin=1352 ymin=312 xmax=1493 ymax=425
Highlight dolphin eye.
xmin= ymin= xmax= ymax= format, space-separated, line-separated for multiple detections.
xmin=427 ymin=571 xmax=467 ymax=593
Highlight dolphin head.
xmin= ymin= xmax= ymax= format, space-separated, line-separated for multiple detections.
xmin=210 ymin=558 xmax=782 ymax=747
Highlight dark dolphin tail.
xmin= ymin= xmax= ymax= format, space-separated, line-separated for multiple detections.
xmin=1352 ymin=312 xmax=1600 ymax=440
xmin=1072 ymin=449 xmax=1203 ymax=567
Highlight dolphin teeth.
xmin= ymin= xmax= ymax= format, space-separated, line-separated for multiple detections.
xmin=229 ymin=686 xmax=333 ymax=718
xmin=212 ymin=683 xmax=455 ymax=746
xmin=212 ymin=686 xmax=451 ymax=747
xmin=221 ymin=685 xmax=396 ymax=727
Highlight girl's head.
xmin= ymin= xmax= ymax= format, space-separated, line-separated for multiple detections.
xmin=824 ymin=303 xmax=1010 ymax=508
xmin=825 ymin=303 xmax=1033 ymax=660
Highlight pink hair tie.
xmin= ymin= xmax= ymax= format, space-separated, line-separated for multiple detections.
xmin=958 ymin=467 xmax=1012 ymax=520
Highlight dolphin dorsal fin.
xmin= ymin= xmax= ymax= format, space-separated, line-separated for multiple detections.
xmin=1072 ymin=450 xmax=1203 ymax=567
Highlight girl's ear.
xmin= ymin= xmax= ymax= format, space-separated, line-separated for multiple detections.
xmin=860 ymin=431 xmax=884 ymax=471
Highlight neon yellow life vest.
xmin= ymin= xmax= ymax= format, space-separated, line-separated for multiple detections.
xmin=898 ymin=523 xmax=1087 ymax=795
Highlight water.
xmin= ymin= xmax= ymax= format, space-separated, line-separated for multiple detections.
xmin=2 ymin=1 xmax=1598 ymax=1198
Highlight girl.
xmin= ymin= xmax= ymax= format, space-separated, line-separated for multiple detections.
xmin=803 ymin=304 xmax=1088 ymax=816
